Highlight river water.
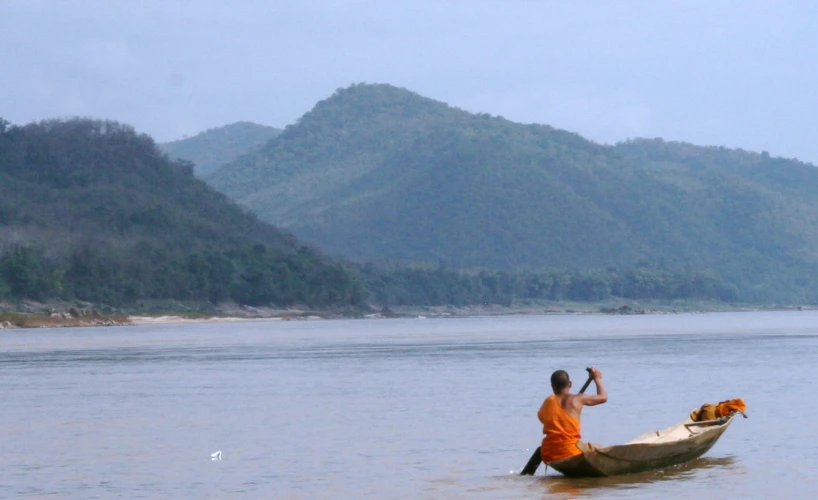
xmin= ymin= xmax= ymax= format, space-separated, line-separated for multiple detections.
xmin=1 ymin=311 xmax=816 ymax=499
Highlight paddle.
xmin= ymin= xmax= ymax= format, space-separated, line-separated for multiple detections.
xmin=519 ymin=367 xmax=593 ymax=476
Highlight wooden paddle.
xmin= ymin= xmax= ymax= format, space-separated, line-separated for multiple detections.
xmin=519 ymin=367 xmax=593 ymax=476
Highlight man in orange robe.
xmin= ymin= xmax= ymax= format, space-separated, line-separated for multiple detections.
xmin=538 ymin=367 xmax=607 ymax=463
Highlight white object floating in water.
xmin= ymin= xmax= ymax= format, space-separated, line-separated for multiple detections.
xmin=211 ymin=451 xmax=222 ymax=461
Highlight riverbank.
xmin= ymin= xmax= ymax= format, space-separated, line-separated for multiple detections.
xmin=0 ymin=309 xmax=129 ymax=329
xmin=386 ymin=298 xmax=810 ymax=318
xmin=0 ymin=298 xmax=811 ymax=329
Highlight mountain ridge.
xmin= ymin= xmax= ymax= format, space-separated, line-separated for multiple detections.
xmin=205 ymin=83 xmax=818 ymax=302
xmin=160 ymin=121 xmax=280 ymax=176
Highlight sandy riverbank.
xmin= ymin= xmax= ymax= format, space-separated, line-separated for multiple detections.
xmin=129 ymin=315 xmax=283 ymax=325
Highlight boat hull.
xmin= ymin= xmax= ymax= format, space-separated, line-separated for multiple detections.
xmin=548 ymin=413 xmax=737 ymax=477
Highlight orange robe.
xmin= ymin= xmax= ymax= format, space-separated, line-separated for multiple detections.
xmin=538 ymin=395 xmax=583 ymax=463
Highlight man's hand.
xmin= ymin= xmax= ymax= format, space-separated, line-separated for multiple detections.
xmin=589 ymin=367 xmax=603 ymax=382
xmin=579 ymin=367 xmax=607 ymax=407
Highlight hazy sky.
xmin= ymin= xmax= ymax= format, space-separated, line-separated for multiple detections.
xmin=3 ymin=1 xmax=817 ymax=162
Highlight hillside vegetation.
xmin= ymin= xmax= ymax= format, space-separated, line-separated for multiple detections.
xmin=207 ymin=84 xmax=818 ymax=303
xmin=0 ymin=118 xmax=362 ymax=307
xmin=160 ymin=122 xmax=280 ymax=176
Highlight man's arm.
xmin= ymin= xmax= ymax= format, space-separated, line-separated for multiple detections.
xmin=578 ymin=368 xmax=607 ymax=407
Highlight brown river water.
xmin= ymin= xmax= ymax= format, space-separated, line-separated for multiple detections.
xmin=1 ymin=311 xmax=816 ymax=498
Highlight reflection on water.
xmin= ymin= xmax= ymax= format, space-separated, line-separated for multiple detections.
xmin=535 ymin=456 xmax=739 ymax=498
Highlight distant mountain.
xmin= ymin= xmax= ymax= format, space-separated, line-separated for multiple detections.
xmin=0 ymin=118 xmax=362 ymax=307
xmin=206 ymin=83 xmax=818 ymax=302
xmin=160 ymin=122 xmax=280 ymax=176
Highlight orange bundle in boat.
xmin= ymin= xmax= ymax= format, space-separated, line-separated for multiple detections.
xmin=716 ymin=398 xmax=746 ymax=417
xmin=691 ymin=398 xmax=747 ymax=421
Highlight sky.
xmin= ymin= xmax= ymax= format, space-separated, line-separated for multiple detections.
xmin=3 ymin=0 xmax=818 ymax=162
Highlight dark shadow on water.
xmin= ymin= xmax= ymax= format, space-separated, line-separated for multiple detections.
xmin=532 ymin=456 xmax=738 ymax=498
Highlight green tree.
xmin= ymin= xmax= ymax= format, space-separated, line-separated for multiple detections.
xmin=0 ymin=245 xmax=54 ymax=300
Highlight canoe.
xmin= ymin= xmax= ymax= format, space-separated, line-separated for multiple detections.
xmin=547 ymin=411 xmax=743 ymax=477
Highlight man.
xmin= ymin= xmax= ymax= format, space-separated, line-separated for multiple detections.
xmin=538 ymin=367 xmax=607 ymax=463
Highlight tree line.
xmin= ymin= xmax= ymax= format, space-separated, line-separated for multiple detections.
xmin=355 ymin=264 xmax=738 ymax=307
xmin=0 ymin=243 xmax=739 ymax=308
xmin=0 ymin=243 xmax=364 ymax=308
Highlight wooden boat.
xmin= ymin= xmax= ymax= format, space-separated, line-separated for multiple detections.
xmin=547 ymin=411 xmax=743 ymax=477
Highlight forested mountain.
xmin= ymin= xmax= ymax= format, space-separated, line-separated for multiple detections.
xmin=0 ymin=118 xmax=362 ymax=307
xmin=206 ymin=84 xmax=818 ymax=303
xmin=160 ymin=122 xmax=280 ymax=176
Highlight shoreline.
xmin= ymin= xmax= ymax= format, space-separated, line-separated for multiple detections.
xmin=1 ymin=299 xmax=812 ymax=329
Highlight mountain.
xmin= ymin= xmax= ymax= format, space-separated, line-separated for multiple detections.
xmin=205 ymin=83 xmax=818 ymax=303
xmin=160 ymin=122 xmax=280 ymax=176
xmin=0 ymin=118 xmax=362 ymax=307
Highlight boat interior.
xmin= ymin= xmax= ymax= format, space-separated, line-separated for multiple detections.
xmin=624 ymin=412 xmax=735 ymax=445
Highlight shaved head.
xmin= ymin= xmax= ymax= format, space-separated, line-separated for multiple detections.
xmin=551 ymin=369 xmax=571 ymax=392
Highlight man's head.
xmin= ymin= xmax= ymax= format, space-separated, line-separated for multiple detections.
xmin=550 ymin=369 xmax=572 ymax=394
